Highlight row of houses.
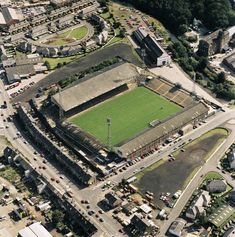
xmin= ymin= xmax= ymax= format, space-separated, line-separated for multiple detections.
xmin=16 ymin=105 xmax=97 ymax=186
xmin=17 ymin=41 xmax=83 ymax=58
xmin=7 ymin=0 xmax=99 ymax=35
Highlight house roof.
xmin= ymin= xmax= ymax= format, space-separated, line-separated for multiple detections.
xmin=105 ymin=192 xmax=121 ymax=206
xmin=208 ymin=205 xmax=235 ymax=227
xmin=207 ymin=180 xmax=226 ymax=192
xmin=223 ymin=226 xmax=235 ymax=237
xmin=5 ymin=64 xmax=35 ymax=80
xmin=169 ymin=218 xmax=186 ymax=236
xmin=131 ymin=215 xmax=151 ymax=230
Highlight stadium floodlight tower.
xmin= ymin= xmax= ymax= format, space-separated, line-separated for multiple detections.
xmin=107 ymin=117 xmax=112 ymax=151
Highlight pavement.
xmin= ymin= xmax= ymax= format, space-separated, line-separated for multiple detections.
xmin=0 ymin=80 xmax=123 ymax=237
xmin=2 ymin=79 xmax=235 ymax=236
xmin=149 ymin=62 xmax=224 ymax=107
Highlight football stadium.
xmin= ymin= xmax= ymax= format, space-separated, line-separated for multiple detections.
xmin=52 ymin=62 xmax=209 ymax=159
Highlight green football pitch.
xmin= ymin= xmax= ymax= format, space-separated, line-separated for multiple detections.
xmin=70 ymin=87 xmax=182 ymax=146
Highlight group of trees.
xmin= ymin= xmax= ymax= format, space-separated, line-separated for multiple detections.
xmin=119 ymin=0 xmax=235 ymax=34
xmin=168 ymin=39 xmax=235 ymax=100
xmin=58 ymin=57 xmax=121 ymax=88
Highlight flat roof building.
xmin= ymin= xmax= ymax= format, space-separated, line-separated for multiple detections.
xmin=1 ymin=7 xmax=20 ymax=26
xmin=18 ymin=222 xmax=52 ymax=237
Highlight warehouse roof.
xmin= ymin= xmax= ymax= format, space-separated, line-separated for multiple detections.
xmin=19 ymin=222 xmax=52 ymax=237
xmin=5 ymin=64 xmax=35 ymax=80
xmin=115 ymin=102 xmax=208 ymax=157
xmin=0 ymin=12 xmax=6 ymax=25
xmin=208 ymin=205 xmax=234 ymax=227
xmin=2 ymin=7 xmax=19 ymax=24
xmin=52 ymin=63 xmax=139 ymax=112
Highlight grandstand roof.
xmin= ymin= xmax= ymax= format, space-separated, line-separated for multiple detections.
xmin=115 ymin=102 xmax=208 ymax=158
xmin=52 ymin=63 xmax=139 ymax=112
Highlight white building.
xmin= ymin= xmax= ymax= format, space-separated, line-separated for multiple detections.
xmin=229 ymin=149 xmax=235 ymax=169
xmin=96 ymin=30 xmax=108 ymax=45
xmin=18 ymin=222 xmax=52 ymax=237
xmin=168 ymin=218 xmax=186 ymax=237
xmin=186 ymin=190 xmax=211 ymax=220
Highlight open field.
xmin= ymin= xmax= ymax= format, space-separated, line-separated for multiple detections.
xmin=44 ymin=26 xmax=88 ymax=46
xmin=70 ymin=87 xmax=181 ymax=145
xmin=43 ymin=54 xmax=84 ymax=70
xmin=134 ymin=128 xmax=228 ymax=208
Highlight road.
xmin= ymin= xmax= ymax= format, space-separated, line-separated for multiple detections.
xmin=159 ymin=121 xmax=235 ymax=236
xmin=2 ymin=76 xmax=235 ymax=236
xmin=0 ymin=81 xmax=123 ymax=237
xmin=149 ymin=63 xmax=224 ymax=107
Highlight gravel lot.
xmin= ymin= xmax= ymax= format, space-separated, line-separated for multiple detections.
xmin=13 ymin=43 xmax=141 ymax=103
xmin=135 ymin=130 xmax=227 ymax=208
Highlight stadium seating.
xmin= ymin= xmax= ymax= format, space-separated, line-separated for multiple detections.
xmin=145 ymin=78 xmax=193 ymax=108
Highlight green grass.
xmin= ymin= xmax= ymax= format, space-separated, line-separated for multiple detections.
xmin=43 ymin=54 xmax=84 ymax=70
xmin=204 ymin=171 xmax=223 ymax=180
xmin=61 ymin=26 xmax=88 ymax=40
xmin=47 ymin=26 xmax=88 ymax=46
xmin=70 ymin=87 xmax=181 ymax=145
xmin=0 ymin=166 xmax=21 ymax=183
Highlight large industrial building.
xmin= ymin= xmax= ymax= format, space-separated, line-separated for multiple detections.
xmin=52 ymin=62 xmax=139 ymax=117
xmin=197 ymin=29 xmax=230 ymax=56
xmin=133 ymin=27 xmax=171 ymax=67
xmin=18 ymin=222 xmax=52 ymax=237
xmin=0 ymin=7 xmax=21 ymax=26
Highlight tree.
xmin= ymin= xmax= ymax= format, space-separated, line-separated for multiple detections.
xmin=57 ymin=62 xmax=62 ymax=68
xmin=44 ymin=60 xmax=51 ymax=71
xmin=52 ymin=210 xmax=64 ymax=227
xmin=217 ymin=72 xmax=226 ymax=84
xmin=178 ymin=24 xmax=188 ymax=34
xmin=196 ymin=57 xmax=208 ymax=72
